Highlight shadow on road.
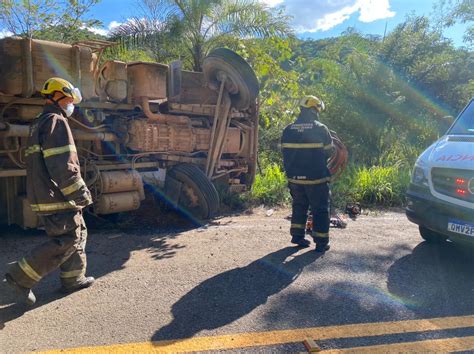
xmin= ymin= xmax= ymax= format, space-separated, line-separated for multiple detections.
xmin=387 ymin=241 xmax=474 ymax=317
xmin=0 ymin=209 xmax=204 ymax=328
xmin=152 ymin=246 xmax=322 ymax=344
xmin=264 ymin=241 xmax=474 ymax=332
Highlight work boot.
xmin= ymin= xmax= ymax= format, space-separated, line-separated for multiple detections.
xmin=291 ymin=236 xmax=310 ymax=248
xmin=61 ymin=276 xmax=95 ymax=294
xmin=4 ymin=273 xmax=36 ymax=306
xmin=315 ymin=243 xmax=330 ymax=253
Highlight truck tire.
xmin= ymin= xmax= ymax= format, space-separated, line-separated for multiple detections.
xmin=167 ymin=164 xmax=220 ymax=221
xmin=419 ymin=226 xmax=448 ymax=243
xmin=203 ymin=48 xmax=259 ymax=110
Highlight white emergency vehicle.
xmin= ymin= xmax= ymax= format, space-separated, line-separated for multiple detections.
xmin=406 ymin=99 xmax=474 ymax=246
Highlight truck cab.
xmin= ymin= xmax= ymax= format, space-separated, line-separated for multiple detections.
xmin=406 ymin=99 xmax=474 ymax=246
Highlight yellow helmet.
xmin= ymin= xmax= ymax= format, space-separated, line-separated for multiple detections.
xmin=40 ymin=77 xmax=82 ymax=104
xmin=300 ymin=95 xmax=325 ymax=113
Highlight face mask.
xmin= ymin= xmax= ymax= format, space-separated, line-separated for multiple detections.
xmin=64 ymin=103 xmax=74 ymax=117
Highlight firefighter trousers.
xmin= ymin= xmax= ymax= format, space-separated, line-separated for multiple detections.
xmin=289 ymin=182 xmax=330 ymax=246
xmin=7 ymin=210 xmax=88 ymax=289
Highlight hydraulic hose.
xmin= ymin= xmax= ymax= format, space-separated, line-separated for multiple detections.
xmin=328 ymin=131 xmax=348 ymax=180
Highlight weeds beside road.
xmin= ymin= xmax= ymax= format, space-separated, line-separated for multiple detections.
xmin=249 ymin=163 xmax=411 ymax=208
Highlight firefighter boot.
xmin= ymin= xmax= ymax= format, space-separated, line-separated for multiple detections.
xmin=315 ymin=242 xmax=330 ymax=253
xmin=61 ymin=276 xmax=95 ymax=294
xmin=4 ymin=273 xmax=36 ymax=306
xmin=291 ymin=236 xmax=311 ymax=248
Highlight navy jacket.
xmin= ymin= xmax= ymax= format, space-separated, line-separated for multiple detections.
xmin=281 ymin=110 xmax=333 ymax=184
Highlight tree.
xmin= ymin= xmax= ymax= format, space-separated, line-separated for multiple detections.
xmin=436 ymin=0 xmax=474 ymax=47
xmin=111 ymin=0 xmax=293 ymax=71
xmin=238 ymin=36 xmax=303 ymax=165
xmin=0 ymin=0 xmax=102 ymax=42
xmin=380 ymin=15 xmax=474 ymax=112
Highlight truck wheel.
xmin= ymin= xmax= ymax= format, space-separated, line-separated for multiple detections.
xmin=419 ymin=226 xmax=448 ymax=243
xmin=203 ymin=48 xmax=259 ymax=110
xmin=167 ymin=164 xmax=220 ymax=221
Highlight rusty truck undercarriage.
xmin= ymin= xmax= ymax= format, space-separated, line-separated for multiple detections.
xmin=0 ymin=38 xmax=259 ymax=228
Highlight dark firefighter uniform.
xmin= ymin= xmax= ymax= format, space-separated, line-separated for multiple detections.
xmin=282 ymin=103 xmax=333 ymax=251
xmin=6 ymin=104 xmax=93 ymax=291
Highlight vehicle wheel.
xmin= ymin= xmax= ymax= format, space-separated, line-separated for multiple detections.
xmin=167 ymin=164 xmax=220 ymax=221
xmin=203 ymin=48 xmax=259 ymax=110
xmin=419 ymin=226 xmax=448 ymax=243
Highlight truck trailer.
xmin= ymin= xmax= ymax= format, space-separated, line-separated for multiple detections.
xmin=0 ymin=37 xmax=259 ymax=228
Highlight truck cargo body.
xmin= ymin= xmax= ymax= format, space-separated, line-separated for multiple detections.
xmin=0 ymin=38 xmax=259 ymax=227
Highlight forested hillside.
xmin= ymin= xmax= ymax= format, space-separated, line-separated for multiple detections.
xmin=241 ymin=17 xmax=474 ymax=207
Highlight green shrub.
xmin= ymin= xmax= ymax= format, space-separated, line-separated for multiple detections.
xmin=247 ymin=160 xmax=410 ymax=208
xmin=332 ymin=164 xmax=410 ymax=207
xmin=251 ymin=163 xmax=290 ymax=206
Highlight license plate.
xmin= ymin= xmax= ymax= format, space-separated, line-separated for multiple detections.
xmin=448 ymin=219 xmax=474 ymax=237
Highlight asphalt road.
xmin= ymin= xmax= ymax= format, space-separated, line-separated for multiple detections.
xmin=0 ymin=208 xmax=473 ymax=353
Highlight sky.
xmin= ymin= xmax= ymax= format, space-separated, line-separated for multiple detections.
xmin=0 ymin=0 xmax=469 ymax=47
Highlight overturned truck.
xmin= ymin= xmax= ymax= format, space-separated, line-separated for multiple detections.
xmin=0 ymin=38 xmax=259 ymax=228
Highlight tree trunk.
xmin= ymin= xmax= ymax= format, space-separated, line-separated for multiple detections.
xmin=192 ymin=42 xmax=204 ymax=72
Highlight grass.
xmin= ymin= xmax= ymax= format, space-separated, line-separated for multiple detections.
xmin=247 ymin=161 xmax=411 ymax=208
xmin=331 ymin=163 xmax=410 ymax=207
xmin=250 ymin=163 xmax=290 ymax=206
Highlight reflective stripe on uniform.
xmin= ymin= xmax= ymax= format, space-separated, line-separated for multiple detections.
xmin=61 ymin=179 xmax=86 ymax=196
xmin=25 ymin=144 xmax=41 ymax=157
xmin=291 ymin=223 xmax=306 ymax=229
xmin=313 ymin=232 xmax=329 ymax=238
xmin=282 ymin=143 xmax=324 ymax=149
xmin=324 ymin=144 xmax=333 ymax=150
xmin=42 ymin=144 xmax=77 ymax=158
xmin=18 ymin=258 xmax=42 ymax=282
xmin=30 ymin=201 xmax=77 ymax=212
xmin=60 ymin=269 xmax=84 ymax=279
xmin=288 ymin=177 xmax=331 ymax=185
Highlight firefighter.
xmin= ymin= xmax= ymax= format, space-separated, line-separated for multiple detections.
xmin=281 ymin=95 xmax=333 ymax=252
xmin=4 ymin=77 xmax=94 ymax=305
